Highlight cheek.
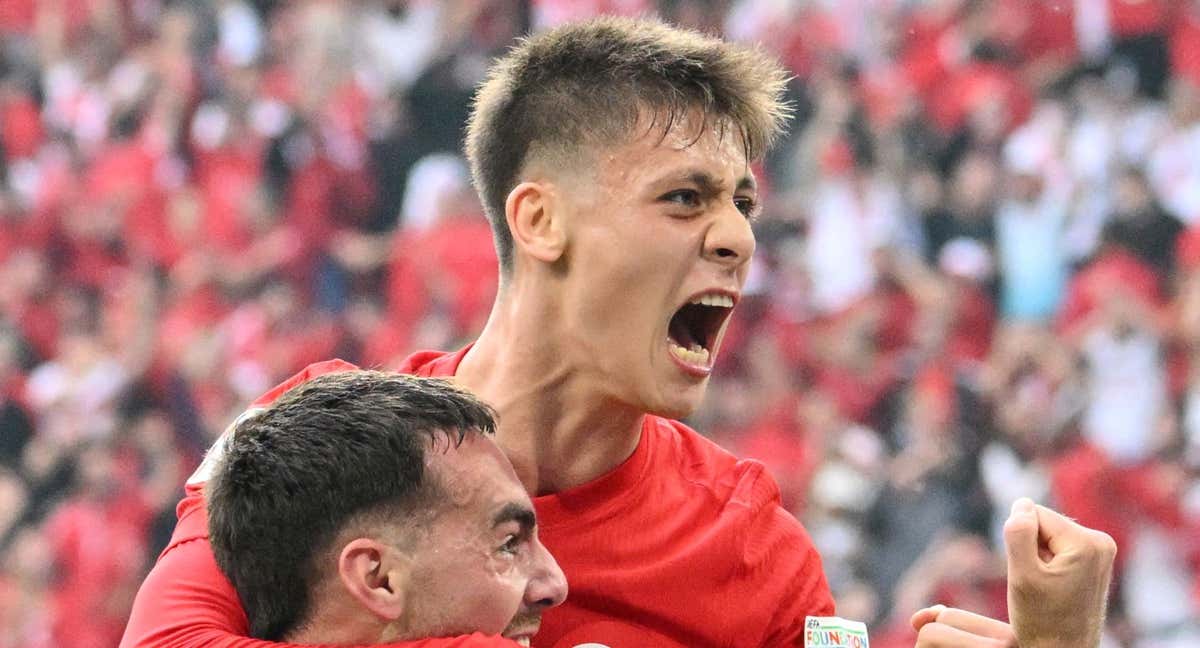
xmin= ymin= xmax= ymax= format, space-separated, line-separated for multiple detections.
xmin=567 ymin=219 xmax=688 ymax=367
xmin=575 ymin=233 xmax=661 ymax=291
xmin=736 ymin=258 xmax=752 ymax=284
xmin=420 ymin=554 xmax=525 ymax=635
xmin=467 ymin=556 xmax=527 ymax=630
xmin=571 ymin=265 xmax=663 ymax=347
xmin=411 ymin=536 xmax=518 ymax=633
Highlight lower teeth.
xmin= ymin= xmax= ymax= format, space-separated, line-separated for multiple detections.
xmin=670 ymin=343 xmax=710 ymax=365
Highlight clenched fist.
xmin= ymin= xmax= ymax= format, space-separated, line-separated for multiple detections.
xmin=910 ymin=498 xmax=1117 ymax=648
xmin=1004 ymin=498 xmax=1116 ymax=648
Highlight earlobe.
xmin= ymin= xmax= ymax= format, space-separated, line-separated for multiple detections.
xmin=506 ymin=181 xmax=566 ymax=264
xmin=338 ymin=539 xmax=408 ymax=622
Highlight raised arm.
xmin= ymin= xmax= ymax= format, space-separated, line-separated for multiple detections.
xmin=910 ymin=499 xmax=1116 ymax=648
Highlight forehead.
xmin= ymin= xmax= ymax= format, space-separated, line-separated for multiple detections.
xmin=428 ymin=434 xmax=529 ymax=514
xmin=590 ymin=111 xmax=753 ymax=189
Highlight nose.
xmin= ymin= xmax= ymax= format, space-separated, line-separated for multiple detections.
xmin=703 ymin=201 xmax=756 ymax=266
xmin=525 ymin=538 xmax=568 ymax=609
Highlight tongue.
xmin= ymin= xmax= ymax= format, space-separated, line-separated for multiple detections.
xmin=669 ymin=312 xmax=699 ymax=348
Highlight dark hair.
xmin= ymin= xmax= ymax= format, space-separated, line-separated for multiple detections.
xmin=465 ymin=16 xmax=792 ymax=273
xmin=206 ymin=370 xmax=497 ymax=640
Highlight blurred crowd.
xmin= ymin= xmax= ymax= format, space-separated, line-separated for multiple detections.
xmin=0 ymin=1 xmax=1198 ymax=647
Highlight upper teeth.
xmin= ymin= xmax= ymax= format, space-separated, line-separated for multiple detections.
xmin=691 ymin=294 xmax=733 ymax=307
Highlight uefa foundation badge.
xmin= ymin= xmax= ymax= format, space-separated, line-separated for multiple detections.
xmin=804 ymin=616 xmax=869 ymax=648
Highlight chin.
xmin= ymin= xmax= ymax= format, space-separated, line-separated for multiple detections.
xmin=645 ymin=383 xmax=708 ymax=421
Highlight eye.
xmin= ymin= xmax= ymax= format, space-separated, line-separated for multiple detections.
xmin=498 ymin=533 xmax=521 ymax=555
xmin=659 ymin=189 xmax=702 ymax=210
xmin=734 ymin=196 xmax=758 ymax=219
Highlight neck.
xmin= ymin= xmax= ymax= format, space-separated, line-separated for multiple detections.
xmin=456 ymin=281 xmax=644 ymax=495
xmin=284 ymin=600 xmax=385 ymax=645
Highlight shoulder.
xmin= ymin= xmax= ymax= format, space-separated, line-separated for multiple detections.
xmin=645 ymin=416 xmax=835 ymax=641
xmin=645 ymin=416 xmax=774 ymax=507
xmin=646 ymin=415 xmax=824 ymax=568
xmin=395 ymin=349 xmax=448 ymax=375
xmin=395 ymin=347 xmax=467 ymax=377
xmin=120 ymin=535 xmax=251 ymax=646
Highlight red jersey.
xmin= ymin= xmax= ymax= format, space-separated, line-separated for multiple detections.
xmin=122 ymin=353 xmax=834 ymax=647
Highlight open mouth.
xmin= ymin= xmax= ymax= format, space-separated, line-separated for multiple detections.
xmin=504 ymin=633 xmax=534 ymax=647
xmin=502 ymin=631 xmax=534 ymax=647
xmin=503 ymin=621 xmax=539 ymax=646
xmin=667 ymin=292 xmax=735 ymax=368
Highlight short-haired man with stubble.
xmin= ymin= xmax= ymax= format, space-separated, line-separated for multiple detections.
xmin=205 ymin=370 xmax=566 ymax=646
xmin=123 ymin=17 xmax=1115 ymax=648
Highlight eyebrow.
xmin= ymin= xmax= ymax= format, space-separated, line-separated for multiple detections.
xmin=492 ymin=502 xmax=536 ymax=531
xmin=658 ymin=169 xmax=757 ymax=196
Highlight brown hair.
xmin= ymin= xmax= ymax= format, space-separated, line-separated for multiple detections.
xmin=465 ymin=16 xmax=792 ymax=272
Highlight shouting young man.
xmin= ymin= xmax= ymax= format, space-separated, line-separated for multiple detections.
xmin=122 ymin=17 xmax=1115 ymax=648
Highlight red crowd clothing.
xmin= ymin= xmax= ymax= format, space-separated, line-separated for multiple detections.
xmin=1018 ymin=1 xmax=1078 ymax=64
xmin=0 ymin=91 xmax=44 ymax=160
xmin=1171 ymin=7 xmax=1200 ymax=88
xmin=48 ymin=492 xmax=152 ymax=648
xmin=1057 ymin=248 xmax=1164 ymax=336
xmin=926 ymin=61 xmax=1034 ymax=135
xmin=1051 ymin=439 xmax=1189 ymax=575
xmin=1107 ymin=0 xmax=1171 ymax=38
xmin=122 ymin=354 xmax=834 ymax=648
xmin=386 ymin=215 xmax=500 ymax=342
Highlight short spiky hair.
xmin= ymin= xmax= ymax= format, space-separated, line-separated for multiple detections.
xmin=465 ymin=16 xmax=792 ymax=273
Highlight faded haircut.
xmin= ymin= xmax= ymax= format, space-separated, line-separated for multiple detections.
xmin=465 ymin=15 xmax=792 ymax=273
xmin=206 ymin=370 xmax=497 ymax=640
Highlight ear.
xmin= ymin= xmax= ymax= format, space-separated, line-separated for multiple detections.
xmin=505 ymin=181 xmax=566 ymax=265
xmin=337 ymin=538 xmax=410 ymax=622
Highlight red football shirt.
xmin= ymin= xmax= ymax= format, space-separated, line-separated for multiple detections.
xmin=122 ymin=353 xmax=834 ymax=647
xmin=404 ymin=348 xmax=834 ymax=647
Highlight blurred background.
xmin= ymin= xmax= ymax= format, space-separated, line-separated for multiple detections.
xmin=0 ymin=1 xmax=1198 ymax=646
